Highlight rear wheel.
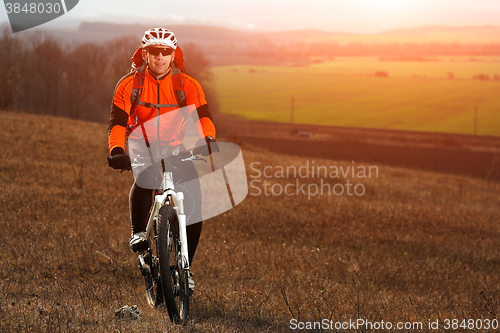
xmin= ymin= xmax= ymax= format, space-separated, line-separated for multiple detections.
xmin=158 ymin=205 xmax=190 ymax=325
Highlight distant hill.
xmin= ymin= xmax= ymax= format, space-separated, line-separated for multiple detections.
xmin=374 ymin=25 xmax=500 ymax=44
xmin=79 ymin=22 xmax=261 ymax=43
xmin=41 ymin=22 xmax=500 ymax=45
xmin=32 ymin=22 xmax=500 ymax=66
xmin=278 ymin=25 xmax=500 ymax=44
xmin=42 ymin=22 xmax=262 ymax=47
xmin=264 ymin=29 xmax=357 ymax=43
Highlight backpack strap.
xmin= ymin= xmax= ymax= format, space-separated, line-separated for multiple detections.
xmin=129 ymin=61 xmax=146 ymax=129
xmin=171 ymin=62 xmax=186 ymax=108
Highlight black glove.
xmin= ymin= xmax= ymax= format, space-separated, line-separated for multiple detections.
xmin=107 ymin=147 xmax=131 ymax=169
xmin=195 ymin=136 xmax=219 ymax=156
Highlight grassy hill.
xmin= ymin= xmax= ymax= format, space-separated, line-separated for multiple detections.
xmin=1 ymin=110 xmax=499 ymax=332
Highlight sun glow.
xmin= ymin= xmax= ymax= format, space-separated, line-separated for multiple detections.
xmin=352 ymin=0 xmax=423 ymax=29
xmin=366 ymin=0 xmax=417 ymax=13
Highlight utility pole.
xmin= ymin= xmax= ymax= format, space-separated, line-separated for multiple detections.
xmin=474 ymin=105 xmax=478 ymax=135
xmin=291 ymin=95 xmax=295 ymax=124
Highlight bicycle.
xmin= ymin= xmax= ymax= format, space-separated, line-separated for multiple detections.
xmin=108 ymin=105 xmax=247 ymax=325
xmin=125 ymin=144 xmax=212 ymax=325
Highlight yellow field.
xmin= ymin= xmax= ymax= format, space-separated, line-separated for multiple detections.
xmin=213 ymin=57 xmax=500 ymax=136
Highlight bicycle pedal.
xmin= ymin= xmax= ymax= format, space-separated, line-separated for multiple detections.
xmin=130 ymin=240 xmax=149 ymax=253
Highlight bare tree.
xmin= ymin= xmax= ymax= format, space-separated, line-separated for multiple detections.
xmin=0 ymin=25 xmax=22 ymax=110
xmin=65 ymin=42 xmax=111 ymax=121
xmin=0 ymin=28 xmax=219 ymax=124
xmin=106 ymin=35 xmax=140 ymax=78
xmin=34 ymin=35 xmax=64 ymax=115
xmin=182 ymin=43 xmax=219 ymax=116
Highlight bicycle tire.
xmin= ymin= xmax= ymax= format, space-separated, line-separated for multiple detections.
xmin=158 ymin=205 xmax=190 ymax=324
xmin=142 ymin=223 xmax=164 ymax=307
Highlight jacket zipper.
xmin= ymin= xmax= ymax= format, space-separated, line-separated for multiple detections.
xmin=155 ymin=81 xmax=160 ymax=144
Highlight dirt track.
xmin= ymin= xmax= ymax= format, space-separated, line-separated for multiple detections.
xmin=220 ymin=119 xmax=500 ymax=181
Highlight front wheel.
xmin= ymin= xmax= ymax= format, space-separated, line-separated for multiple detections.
xmin=157 ymin=205 xmax=190 ymax=325
xmin=142 ymin=225 xmax=164 ymax=308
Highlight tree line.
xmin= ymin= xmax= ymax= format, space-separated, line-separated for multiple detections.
xmin=0 ymin=26 xmax=217 ymax=123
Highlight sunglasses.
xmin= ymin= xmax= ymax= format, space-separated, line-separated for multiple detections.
xmin=146 ymin=47 xmax=174 ymax=56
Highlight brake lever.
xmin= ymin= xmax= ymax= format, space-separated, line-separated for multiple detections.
xmin=181 ymin=150 xmax=207 ymax=163
xmin=181 ymin=151 xmax=196 ymax=162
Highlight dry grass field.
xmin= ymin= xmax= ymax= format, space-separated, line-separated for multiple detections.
xmin=1 ymin=110 xmax=500 ymax=332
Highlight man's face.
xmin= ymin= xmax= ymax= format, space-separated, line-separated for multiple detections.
xmin=142 ymin=46 xmax=175 ymax=77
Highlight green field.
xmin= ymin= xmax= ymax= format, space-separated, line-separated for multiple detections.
xmin=213 ymin=57 xmax=500 ymax=136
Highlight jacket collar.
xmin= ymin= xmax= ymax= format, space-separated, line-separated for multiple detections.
xmin=146 ymin=68 xmax=171 ymax=81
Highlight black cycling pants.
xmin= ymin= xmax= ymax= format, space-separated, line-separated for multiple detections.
xmin=129 ymin=158 xmax=203 ymax=264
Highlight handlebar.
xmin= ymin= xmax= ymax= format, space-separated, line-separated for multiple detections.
xmin=119 ymin=145 xmax=210 ymax=173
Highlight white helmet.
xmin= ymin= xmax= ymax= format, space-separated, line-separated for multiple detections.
xmin=141 ymin=27 xmax=177 ymax=50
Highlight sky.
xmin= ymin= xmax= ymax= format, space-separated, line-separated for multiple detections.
xmin=1 ymin=0 xmax=500 ymax=33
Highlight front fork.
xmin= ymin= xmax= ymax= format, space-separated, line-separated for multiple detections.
xmin=140 ymin=172 xmax=190 ymax=276
xmin=175 ymin=192 xmax=190 ymax=270
xmin=149 ymin=187 xmax=190 ymax=270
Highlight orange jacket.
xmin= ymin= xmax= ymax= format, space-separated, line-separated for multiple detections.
xmin=108 ymin=69 xmax=216 ymax=153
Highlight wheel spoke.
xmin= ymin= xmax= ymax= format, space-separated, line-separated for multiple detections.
xmin=157 ymin=205 xmax=189 ymax=324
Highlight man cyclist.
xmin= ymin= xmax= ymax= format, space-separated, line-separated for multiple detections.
xmin=107 ymin=27 xmax=217 ymax=293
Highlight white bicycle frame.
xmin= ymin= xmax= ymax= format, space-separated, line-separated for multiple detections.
xmin=144 ymin=171 xmax=190 ymax=270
